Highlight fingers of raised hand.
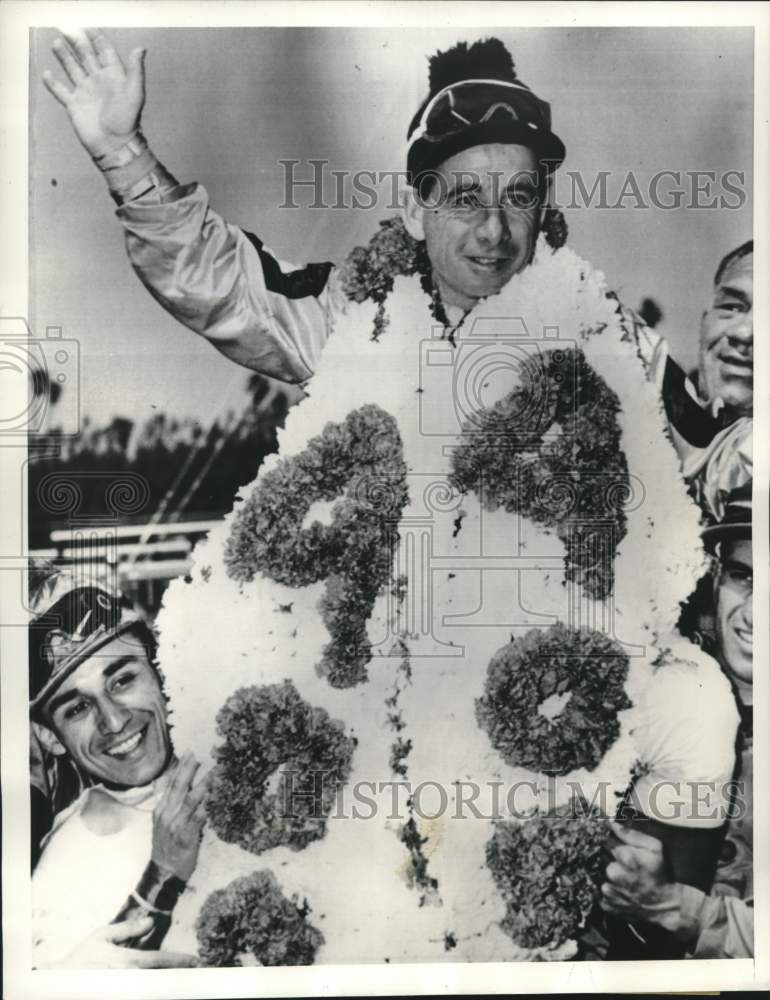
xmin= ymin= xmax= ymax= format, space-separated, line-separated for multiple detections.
xmin=52 ymin=37 xmax=87 ymax=86
xmin=42 ymin=70 xmax=73 ymax=107
xmin=61 ymin=30 xmax=102 ymax=74
xmin=84 ymin=28 xmax=123 ymax=69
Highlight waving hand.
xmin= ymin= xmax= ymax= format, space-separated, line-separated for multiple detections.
xmin=43 ymin=29 xmax=146 ymax=158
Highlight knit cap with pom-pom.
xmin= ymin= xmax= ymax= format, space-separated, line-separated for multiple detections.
xmin=406 ymin=38 xmax=565 ymax=189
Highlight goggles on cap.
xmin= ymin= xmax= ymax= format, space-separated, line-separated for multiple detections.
xmin=701 ymin=478 xmax=753 ymax=554
xmin=29 ymin=585 xmax=144 ymax=716
xmin=408 ymin=79 xmax=553 ymax=148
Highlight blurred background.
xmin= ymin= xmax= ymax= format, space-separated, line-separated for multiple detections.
xmin=28 ymin=26 xmax=754 ymax=612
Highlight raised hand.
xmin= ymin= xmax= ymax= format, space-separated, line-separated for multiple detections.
xmin=151 ymin=752 xmax=208 ymax=882
xmin=42 ymin=28 xmax=146 ymax=158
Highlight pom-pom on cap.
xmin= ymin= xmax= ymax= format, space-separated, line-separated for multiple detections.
xmin=407 ymin=38 xmax=566 ymax=190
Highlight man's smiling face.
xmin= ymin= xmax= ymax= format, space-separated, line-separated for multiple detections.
xmin=42 ymin=632 xmax=171 ymax=788
xmin=699 ymin=252 xmax=753 ymax=416
xmin=410 ymin=143 xmax=542 ymax=312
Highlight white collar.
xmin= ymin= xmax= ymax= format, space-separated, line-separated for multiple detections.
xmin=41 ymin=770 xmax=172 ymax=849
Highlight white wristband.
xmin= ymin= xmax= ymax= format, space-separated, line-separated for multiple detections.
xmin=93 ymin=132 xmax=148 ymax=171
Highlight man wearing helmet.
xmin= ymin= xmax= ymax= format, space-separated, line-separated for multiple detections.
xmin=42 ymin=33 xmax=567 ymax=375
xmin=602 ymin=482 xmax=754 ymax=959
xmin=43 ymin=30 xmax=740 ymax=488
xmin=29 ymin=566 xmax=204 ymax=968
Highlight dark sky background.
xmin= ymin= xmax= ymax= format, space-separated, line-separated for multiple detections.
xmin=30 ymin=26 xmax=753 ymax=426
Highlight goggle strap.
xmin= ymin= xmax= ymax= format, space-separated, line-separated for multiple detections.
xmin=409 ymin=78 xmax=536 ymax=148
xmin=72 ymin=608 xmax=93 ymax=639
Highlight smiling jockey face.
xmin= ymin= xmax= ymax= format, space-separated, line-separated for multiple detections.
xmin=405 ymin=142 xmax=542 ymax=312
xmin=38 ymin=631 xmax=172 ymax=789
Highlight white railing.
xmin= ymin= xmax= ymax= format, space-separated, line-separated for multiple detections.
xmin=30 ymin=518 xmax=223 ymax=589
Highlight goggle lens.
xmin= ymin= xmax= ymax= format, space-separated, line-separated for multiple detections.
xmin=420 ymin=81 xmax=546 ymax=142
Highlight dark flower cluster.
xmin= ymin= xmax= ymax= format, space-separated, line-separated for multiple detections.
xmin=384 ymin=644 xmax=410 ymax=735
xmin=541 ymin=207 xmax=568 ymax=250
xmin=206 ymin=680 xmax=355 ymax=855
xmin=196 ymin=869 xmax=324 ymax=966
xmin=476 ymin=624 xmax=631 ymax=776
xmin=379 ymin=639 xmax=439 ymax=903
xmin=399 ymin=815 xmax=440 ymax=903
xmin=225 ymin=404 xmax=409 ymax=687
xmin=450 ymin=348 xmax=630 ymax=600
xmin=337 ymin=217 xmax=432 ymax=340
xmin=486 ymin=799 xmax=612 ymax=950
xmin=389 ymin=737 xmax=412 ymax=778
xmin=384 ymin=637 xmax=413 ymax=762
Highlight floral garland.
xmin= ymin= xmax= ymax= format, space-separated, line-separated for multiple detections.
xmin=206 ymin=680 xmax=356 ymax=854
xmin=225 ymin=404 xmax=408 ymax=688
xmin=384 ymin=638 xmax=441 ymax=905
xmin=486 ymin=799 xmax=611 ymax=950
xmin=338 ymin=218 xmax=435 ymax=339
xmin=476 ymin=624 xmax=631 ymax=776
xmin=196 ymin=870 xmax=324 ymax=966
xmin=450 ymin=347 xmax=630 ymax=600
xmin=157 ymin=217 xmax=717 ymax=964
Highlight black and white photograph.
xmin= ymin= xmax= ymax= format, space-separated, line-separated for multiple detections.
xmin=1 ymin=2 xmax=768 ymax=996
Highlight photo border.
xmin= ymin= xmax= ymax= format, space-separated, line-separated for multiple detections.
xmin=2 ymin=2 xmax=768 ymax=996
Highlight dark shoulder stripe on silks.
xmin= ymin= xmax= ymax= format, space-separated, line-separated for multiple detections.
xmin=661 ymin=355 xmax=722 ymax=448
xmin=737 ymin=700 xmax=752 ymax=741
xmin=241 ymin=230 xmax=333 ymax=299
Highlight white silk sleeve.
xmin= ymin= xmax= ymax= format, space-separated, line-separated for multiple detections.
xmin=629 ymin=641 xmax=740 ymax=828
xmin=117 ymin=182 xmax=334 ymax=384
